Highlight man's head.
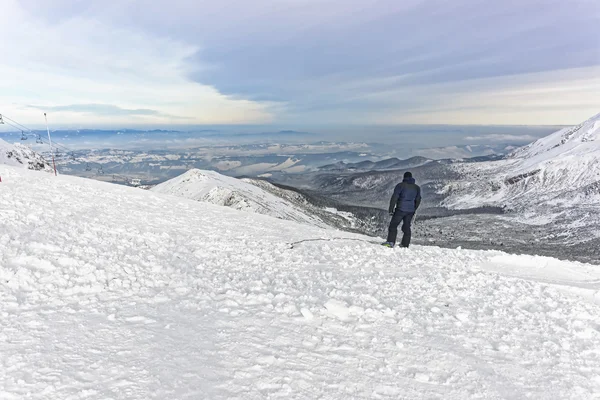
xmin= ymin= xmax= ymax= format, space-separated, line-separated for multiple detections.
xmin=404 ymin=171 xmax=413 ymax=179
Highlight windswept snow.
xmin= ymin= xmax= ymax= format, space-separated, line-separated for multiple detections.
xmin=1 ymin=164 xmax=600 ymax=399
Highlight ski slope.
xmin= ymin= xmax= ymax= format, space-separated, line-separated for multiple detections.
xmin=1 ymin=164 xmax=600 ymax=399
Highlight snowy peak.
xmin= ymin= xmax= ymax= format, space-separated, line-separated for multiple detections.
xmin=0 ymin=138 xmax=53 ymax=172
xmin=151 ymin=169 xmax=280 ymax=206
xmin=511 ymin=112 xmax=600 ymax=160
xmin=151 ymin=169 xmax=363 ymax=231
xmin=151 ymin=169 xmax=329 ymax=227
xmin=441 ymin=112 xmax=600 ymax=223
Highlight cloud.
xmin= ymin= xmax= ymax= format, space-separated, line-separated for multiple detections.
xmin=2 ymin=0 xmax=599 ymax=127
xmin=26 ymin=104 xmax=190 ymax=119
xmin=0 ymin=0 xmax=277 ymax=127
xmin=362 ymin=65 xmax=600 ymax=125
xmin=175 ymin=0 xmax=599 ymax=122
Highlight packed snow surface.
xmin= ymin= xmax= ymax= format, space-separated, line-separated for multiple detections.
xmin=1 ymin=164 xmax=600 ymax=399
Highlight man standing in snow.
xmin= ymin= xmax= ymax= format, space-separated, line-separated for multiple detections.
xmin=382 ymin=171 xmax=421 ymax=248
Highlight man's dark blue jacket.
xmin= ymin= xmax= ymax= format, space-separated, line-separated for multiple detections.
xmin=389 ymin=177 xmax=421 ymax=213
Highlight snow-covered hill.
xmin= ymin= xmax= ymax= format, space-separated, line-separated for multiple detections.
xmin=151 ymin=169 xmax=359 ymax=229
xmin=1 ymin=164 xmax=600 ymax=399
xmin=0 ymin=138 xmax=53 ymax=172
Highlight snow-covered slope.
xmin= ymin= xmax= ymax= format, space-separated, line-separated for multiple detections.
xmin=510 ymin=113 xmax=600 ymax=160
xmin=1 ymin=163 xmax=600 ymax=399
xmin=0 ymin=138 xmax=53 ymax=172
xmin=441 ymin=113 xmax=600 ymax=235
xmin=151 ymin=169 xmax=357 ymax=229
xmin=443 ymin=113 xmax=600 ymax=208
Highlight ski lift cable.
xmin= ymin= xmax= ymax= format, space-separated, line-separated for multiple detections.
xmin=1 ymin=113 xmax=87 ymax=161
xmin=0 ymin=114 xmax=70 ymax=155
xmin=1 ymin=113 xmax=141 ymax=184
xmin=2 ymin=122 xmax=64 ymax=156
xmin=1 ymin=116 xmax=35 ymax=135
xmin=1 ymin=119 xmax=30 ymax=135
xmin=0 ymin=114 xmax=73 ymax=154
xmin=1 ymin=121 xmax=50 ymax=146
xmin=1 ymin=115 xmax=34 ymax=132
xmin=0 ymin=116 xmax=67 ymax=154
xmin=0 ymin=117 xmax=80 ymax=166
xmin=1 ymin=120 xmax=53 ymax=148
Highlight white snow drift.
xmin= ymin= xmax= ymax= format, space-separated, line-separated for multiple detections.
xmin=1 ymin=164 xmax=599 ymax=399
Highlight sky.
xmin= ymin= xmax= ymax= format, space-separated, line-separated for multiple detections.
xmin=0 ymin=0 xmax=599 ymax=129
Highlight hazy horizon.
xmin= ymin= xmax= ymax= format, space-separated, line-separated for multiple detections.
xmin=0 ymin=123 xmax=564 ymax=158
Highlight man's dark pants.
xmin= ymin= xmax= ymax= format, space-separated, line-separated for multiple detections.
xmin=386 ymin=210 xmax=414 ymax=247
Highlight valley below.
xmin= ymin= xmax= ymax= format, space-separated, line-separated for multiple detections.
xmin=270 ymin=180 xmax=600 ymax=265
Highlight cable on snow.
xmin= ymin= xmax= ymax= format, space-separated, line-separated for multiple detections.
xmin=288 ymin=237 xmax=382 ymax=249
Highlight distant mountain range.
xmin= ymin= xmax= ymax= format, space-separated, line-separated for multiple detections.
xmin=0 ymin=128 xmax=314 ymax=139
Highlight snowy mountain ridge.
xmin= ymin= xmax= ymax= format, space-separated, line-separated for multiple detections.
xmin=151 ymin=168 xmax=359 ymax=230
xmin=441 ymin=113 xmax=600 ymax=214
xmin=510 ymin=112 xmax=600 ymax=161
xmin=0 ymin=163 xmax=599 ymax=399
xmin=0 ymin=138 xmax=53 ymax=173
